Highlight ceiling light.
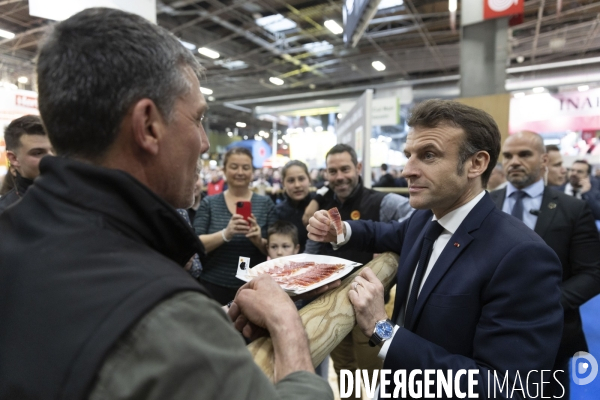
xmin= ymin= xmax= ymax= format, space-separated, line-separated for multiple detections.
xmin=17 ymin=76 xmax=28 ymax=84
xmin=379 ymin=0 xmax=404 ymax=9
xmin=513 ymin=92 xmax=525 ymax=98
xmin=179 ymin=40 xmax=196 ymax=50
xmin=532 ymin=87 xmax=545 ymax=93
xmin=337 ymin=113 xmax=344 ymax=119
xmin=255 ymin=14 xmax=297 ymax=33
xmin=372 ymin=61 xmax=386 ymax=71
xmin=578 ymin=85 xmax=590 ymax=92
xmin=282 ymin=145 xmax=288 ymax=150
xmin=208 ymin=96 xmax=215 ymax=101
xmin=516 ymin=56 xmax=525 ymax=63
xmin=303 ymin=41 xmax=333 ymax=55
xmin=215 ymin=59 xmax=248 ymax=70
xmin=269 ymin=77 xmax=284 ymax=85
xmin=198 ymin=47 xmax=220 ymax=59
xmin=243 ymin=135 xmax=248 ymax=140
xmin=200 ymin=87 xmax=213 ymax=95
xmin=0 ymin=28 xmax=15 ymax=39
xmin=324 ymin=20 xmax=343 ymax=35
xmin=227 ymin=131 xmax=233 ymax=137
xmin=254 ymin=135 xmax=262 ymax=141
xmin=236 ymin=122 xmax=247 ymax=128
xmin=448 ymin=0 xmax=457 ymax=12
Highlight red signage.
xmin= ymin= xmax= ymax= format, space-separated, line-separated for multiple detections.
xmin=484 ymin=0 xmax=524 ymax=20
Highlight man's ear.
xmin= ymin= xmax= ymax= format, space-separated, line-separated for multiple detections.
xmin=467 ymin=150 xmax=490 ymax=179
xmin=356 ymin=161 xmax=363 ymax=172
xmin=541 ymin=152 xmax=549 ymax=168
xmin=130 ymin=99 xmax=165 ymax=156
xmin=6 ymin=150 xmax=19 ymax=169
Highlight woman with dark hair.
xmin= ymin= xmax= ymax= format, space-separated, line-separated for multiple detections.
xmin=275 ymin=160 xmax=315 ymax=253
xmin=194 ymin=147 xmax=277 ymax=305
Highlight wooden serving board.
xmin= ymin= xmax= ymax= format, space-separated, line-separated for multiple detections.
xmin=247 ymin=252 xmax=400 ymax=381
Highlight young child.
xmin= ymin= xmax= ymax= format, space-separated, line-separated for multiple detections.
xmin=267 ymin=220 xmax=300 ymax=259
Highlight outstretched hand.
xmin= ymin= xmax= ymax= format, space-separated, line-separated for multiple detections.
xmin=306 ymin=210 xmax=340 ymax=243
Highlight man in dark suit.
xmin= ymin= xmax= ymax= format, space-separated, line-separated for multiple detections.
xmin=308 ymin=100 xmax=563 ymax=398
xmin=558 ymin=159 xmax=600 ymax=220
xmin=489 ymin=130 xmax=600 ymax=398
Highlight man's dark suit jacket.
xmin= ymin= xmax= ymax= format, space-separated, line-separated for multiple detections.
xmin=490 ymin=186 xmax=600 ymax=361
xmin=555 ymin=181 xmax=600 ymax=220
xmin=346 ymin=193 xmax=563 ymax=397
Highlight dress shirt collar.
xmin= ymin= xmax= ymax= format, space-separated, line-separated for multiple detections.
xmin=506 ymin=179 xmax=545 ymax=200
xmin=433 ymin=190 xmax=486 ymax=235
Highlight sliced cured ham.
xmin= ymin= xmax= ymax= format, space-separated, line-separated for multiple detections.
xmin=256 ymin=262 xmax=345 ymax=290
xmin=327 ymin=207 xmax=345 ymax=244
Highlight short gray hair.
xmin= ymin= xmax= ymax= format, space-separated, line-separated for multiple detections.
xmin=36 ymin=7 xmax=204 ymax=160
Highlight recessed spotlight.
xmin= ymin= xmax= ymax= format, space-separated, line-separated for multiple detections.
xmin=236 ymin=122 xmax=247 ymax=128
xmin=208 ymin=96 xmax=215 ymax=101
xmin=324 ymin=20 xmax=343 ymax=35
xmin=269 ymin=77 xmax=284 ymax=85
xmin=243 ymin=135 xmax=248 ymax=140
xmin=578 ymin=85 xmax=590 ymax=92
xmin=532 ymin=87 xmax=545 ymax=93
xmin=227 ymin=131 xmax=233 ymax=137
xmin=200 ymin=87 xmax=213 ymax=95
xmin=516 ymin=56 xmax=525 ymax=63
xmin=198 ymin=47 xmax=220 ymax=59
xmin=372 ymin=61 xmax=386 ymax=71
xmin=17 ymin=76 xmax=28 ymax=84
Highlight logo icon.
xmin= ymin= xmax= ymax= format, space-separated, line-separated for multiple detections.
xmin=572 ymin=351 xmax=598 ymax=385
xmin=488 ymin=0 xmax=518 ymax=12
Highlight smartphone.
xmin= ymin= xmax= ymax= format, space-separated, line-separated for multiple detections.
xmin=236 ymin=201 xmax=252 ymax=222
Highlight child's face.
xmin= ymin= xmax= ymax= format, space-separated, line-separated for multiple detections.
xmin=268 ymin=233 xmax=299 ymax=259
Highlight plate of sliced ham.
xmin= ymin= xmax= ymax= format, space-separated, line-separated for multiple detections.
xmin=236 ymin=254 xmax=362 ymax=295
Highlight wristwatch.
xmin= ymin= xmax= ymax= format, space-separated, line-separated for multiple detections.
xmin=368 ymin=319 xmax=394 ymax=347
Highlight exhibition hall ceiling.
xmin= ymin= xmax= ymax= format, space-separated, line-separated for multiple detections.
xmin=0 ymin=0 xmax=599 ymax=131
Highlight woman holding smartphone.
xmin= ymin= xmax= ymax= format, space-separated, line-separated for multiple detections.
xmin=194 ymin=147 xmax=277 ymax=305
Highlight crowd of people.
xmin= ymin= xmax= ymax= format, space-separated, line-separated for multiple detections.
xmin=1 ymin=7 xmax=600 ymax=400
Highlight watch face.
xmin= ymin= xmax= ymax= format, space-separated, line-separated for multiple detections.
xmin=376 ymin=320 xmax=394 ymax=340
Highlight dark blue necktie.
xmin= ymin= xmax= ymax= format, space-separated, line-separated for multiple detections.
xmin=404 ymin=220 xmax=445 ymax=330
xmin=511 ymin=190 xmax=528 ymax=221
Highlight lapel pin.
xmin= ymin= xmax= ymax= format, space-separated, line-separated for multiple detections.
xmin=454 ymin=242 xmax=460 ymax=247
xmin=548 ymin=202 xmax=557 ymax=209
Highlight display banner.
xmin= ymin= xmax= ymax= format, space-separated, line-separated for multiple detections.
xmin=510 ymin=88 xmax=600 ymax=133
xmin=29 ymin=0 xmax=156 ymax=23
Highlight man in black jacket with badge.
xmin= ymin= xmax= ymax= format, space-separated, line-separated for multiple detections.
xmin=0 ymin=8 xmax=331 ymax=400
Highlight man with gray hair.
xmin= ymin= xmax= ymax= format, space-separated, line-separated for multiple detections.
xmin=0 ymin=8 xmax=331 ymax=400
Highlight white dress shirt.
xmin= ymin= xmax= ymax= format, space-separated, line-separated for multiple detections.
xmin=502 ymin=179 xmax=544 ymax=231
xmin=564 ymin=182 xmax=582 ymax=199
